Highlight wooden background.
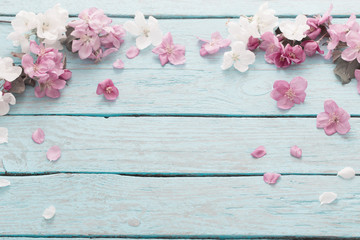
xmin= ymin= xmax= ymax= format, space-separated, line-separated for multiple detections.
xmin=1 ymin=0 xmax=360 ymax=239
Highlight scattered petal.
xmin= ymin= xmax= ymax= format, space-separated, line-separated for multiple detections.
xmin=319 ymin=192 xmax=337 ymax=205
xmin=263 ymin=172 xmax=281 ymax=184
xmin=113 ymin=59 xmax=124 ymax=69
xmin=0 ymin=127 xmax=8 ymax=144
xmin=251 ymin=146 xmax=266 ymax=158
xmin=42 ymin=205 xmax=56 ymax=220
xmin=47 ymin=146 xmax=61 ymax=161
xmin=0 ymin=179 xmax=10 ymax=188
xmin=337 ymin=167 xmax=355 ymax=179
xmin=126 ymin=46 xmax=140 ymax=59
xmin=290 ymin=145 xmax=302 ymax=158
xmin=32 ymin=128 xmax=45 ymax=144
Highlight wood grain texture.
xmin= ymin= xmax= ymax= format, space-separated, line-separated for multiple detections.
xmin=0 ymin=174 xmax=359 ymax=237
xmin=0 ymin=0 xmax=357 ymax=17
xmin=0 ymin=18 xmax=359 ymax=116
xmin=2 ymin=116 xmax=360 ymax=174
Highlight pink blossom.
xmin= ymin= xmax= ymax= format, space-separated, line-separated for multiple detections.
xmin=34 ymin=73 xmax=66 ymax=98
xmin=113 ymin=59 xmax=124 ymax=69
xmin=100 ymin=25 xmax=126 ymax=49
xmin=341 ymin=31 xmax=360 ymax=63
xmin=22 ymin=54 xmax=52 ymax=79
xmin=317 ymin=100 xmax=351 ymax=136
xmin=284 ymin=44 xmax=305 ymax=64
xmin=71 ymin=29 xmax=101 ymax=59
xmin=69 ymin=7 xmax=112 ymax=34
xmin=59 ymin=69 xmax=72 ymax=81
xmin=305 ymin=5 xmax=333 ymax=39
xmin=198 ymin=31 xmax=231 ymax=56
xmin=355 ymin=69 xmax=360 ymax=94
xmin=96 ymin=79 xmax=119 ymax=100
xmin=247 ymin=36 xmax=260 ymax=51
xmin=263 ymin=172 xmax=281 ymax=185
xmin=126 ymin=46 xmax=140 ymax=59
xmin=259 ymin=32 xmax=281 ymax=55
xmin=271 ymin=76 xmax=307 ymax=110
xmin=266 ymin=45 xmax=291 ymax=68
xmin=251 ymin=146 xmax=266 ymax=158
xmin=152 ymin=32 xmax=186 ymax=66
xmin=301 ymin=40 xmax=324 ymax=56
xmin=290 ymin=145 xmax=302 ymax=158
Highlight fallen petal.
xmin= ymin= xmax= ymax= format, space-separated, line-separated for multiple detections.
xmin=251 ymin=146 xmax=266 ymax=158
xmin=0 ymin=127 xmax=8 ymax=144
xmin=126 ymin=46 xmax=140 ymax=59
xmin=32 ymin=128 xmax=45 ymax=144
xmin=290 ymin=145 xmax=302 ymax=158
xmin=319 ymin=192 xmax=337 ymax=205
xmin=337 ymin=167 xmax=355 ymax=179
xmin=0 ymin=179 xmax=10 ymax=188
xmin=263 ymin=172 xmax=281 ymax=184
xmin=47 ymin=146 xmax=61 ymax=162
xmin=42 ymin=205 xmax=56 ymax=220
xmin=113 ymin=59 xmax=124 ymax=69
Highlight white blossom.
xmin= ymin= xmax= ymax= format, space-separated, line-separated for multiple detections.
xmin=253 ymin=2 xmax=278 ymax=35
xmin=221 ymin=41 xmax=255 ymax=72
xmin=279 ymin=14 xmax=310 ymax=41
xmin=227 ymin=16 xmax=260 ymax=44
xmin=0 ymin=93 xmax=16 ymax=116
xmin=0 ymin=57 xmax=22 ymax=82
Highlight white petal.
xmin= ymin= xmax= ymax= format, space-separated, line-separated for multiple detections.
xmin=134 ymin=11 xmax=147 ymax=28
xmin=0 ymin=179 xmax=10 ymax=187
xmin=148 ymin=16 xmax=159 ymax=25
xmin=319 ymin=192 xmax=337 ymax=205
xmin=123 ymin=21 xmax=141 ymax=36
xmin=231 ymin=41 xmax=246 ymax=53
xmin=43 ymin=205 xmax=56 ymax=220
xmin=3 ymin=93 xmax=16 ymax=105
xmin=337 ymin=167 xmax=356 ymax=179
xmin=136 ymin=35 xmax=152 ymax=50
xmin=221 ymin=51 xmax=234 ymax=70
xmin=149 ymin=26 xmax=163 ymax=46
xmin=0 ymin=57 xmax=22 ymax=82
xmin=0 ymin=101 xmax=10 ymax=116
xmin=234 ymin=61 xmax=249 ymax=72
xmin=0 ymin=127 xmax=8 ymax=144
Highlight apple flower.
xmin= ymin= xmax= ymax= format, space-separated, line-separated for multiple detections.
xmin=0 ymin=93 xmax=16 ymax=116
xmin=279 ymin=14 xmax=310 ymax=41
xmin=0 ymin=57 xmax=22 ymax=82
xmin=221 ymin=41 xmax=255 ymax=72
xmin=253 ymin=2 xmax=278 ymax=35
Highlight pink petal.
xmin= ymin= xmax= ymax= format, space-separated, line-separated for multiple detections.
xmin=45 ymin=88 xmax=61 ymax=98
xmin=21 ymin=54 xmax=34 ymax=71
xmin=219 ymin=39 xmax=231 ymax=48
xmin=162 ymin=32 xmax=173 ymax=46
xmin=79 ymin=44 xmax=93 ymax=59
xmin=47 ymin=146 xmax=61 ymax=161
xmin=292 ymin=91 xmax=306 ymax=104
xmin=199 ymin=46 xmax=208 ymax=56
xmin=168 ymin=51 xmax=186 ymax=65
xmin=290 ymin=145 xmax=302 ymax=158
xmin=210 ymin=31 xmax=222 ymax=41
xmin=126 ymin=46 xmax=140 ymax=59
xmin=316 ymin=112 xmax=329 ymax=128
xmin=336 ymin=121 xmax=351 ymax=135
xmin=290 ymin=77 xmax=307 ymax=93
xmin=113 ymin=59 xmax=124 ymax=69
xmin=336 ymin=108 xmax=350 ymax=122
xmin=32 ymin=128 xmax=45 ymax=144
xmin=324 ymin=123 xmax=337 ymax=136
xmin=277 ymin=97 xmax=295 ymax=110
xmin=204 ymin=44 xmax=220 ymax=54
xmin=104 ymin=86 xmax=119 ymax=101
xmin=263 ymin=172 xmax=281 ymax=185
xmin=251 ymin=146 xmax=266 ymax=158
xmin=341 ymin=47 xmax=358 ymax=62
xmin=159 ymin=54 xmax=169 ymax=66
xmin=52 ymin=79 xmax=66 ymax=90
xmin=34 ymin=86 xmax=45 ymax=98
xmin=324 ymin=99 xmax=339 ymax=114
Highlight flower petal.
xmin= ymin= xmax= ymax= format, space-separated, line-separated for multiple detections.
xmin=277 ymin=96 xmax=294 ymax=110
xmin=263 ymin=172 xmax=281 ymax=185
xmin=221 ymin=52 xmax=234 ymax=70
xmin=47 ymin=146 xmax=61 ymax=161
xmin=32 ymin=128 xmax=45 ymax=144
xmin=316 ymin=112 xmax=329 ymax=128
xmin=341 ymin=47 xmax=358 ymax=62
xmin=113 ymin=59 xmax=124 ymax=69
xmin=337 ymin=167 xmax=355 ymax=179
xmin=319 ymin=192 xmax=337 ymax=205
xmin=42 ymin=205 xmax=56 ymax=220
xmin=0 ymin=127 xmax=8 ymax=144
xmin=335 ymin=120 xmax=351 ymax=135
xmin=290 ymin=76 xmax=307 ymax=93
xmin=136 ymin=35 xmax=152 ymax=50
xmin=159 ymin=54 xmax=169 ymax=66
xmin=251 ymin=146 xmax=266 ymax=158
xmin=0 ymin=179 xmax=10 ymax=188
xmin=126 ymin=46 xmax=140 ymax=59
xmin=123 ymin=21 xmax=141 ymax=36
xmin=290 ymin=145 xmax=302 ymax=158
xmin=324 ymin=123 xmax=337 ymax=136
xmin=324 ymin=99 xmax=339 ymax=114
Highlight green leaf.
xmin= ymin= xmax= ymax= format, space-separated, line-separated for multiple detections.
xmin=333 ymin=58 xmax=360 ymax=84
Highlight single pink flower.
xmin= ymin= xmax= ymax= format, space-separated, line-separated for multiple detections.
xmin=301 ymin=40 xmax=324 ymax=56
xmin=266 ymin=45 xmax=292 ymax=68
xmin=263 ymin=172 xmax=281 ymax=185
xmin=354 ymin=69 xmax=360 ymax=94
xmin=247 ymin=36 xmax=260 ymax=51
xmin=271 ymin=76 xmax=307 ymax=110
xmin=113 ymin=59 xmax=124 ymax=69
xmin=71 ymin=29 xmax=101 ymax=59
xmin=34 ymin=73 xmax=66 ymax=98
xmin=126 ymin=46 xmax=140 ymax=59
xmin=96 ymin=79 xmax=119 ymax=100
xmin=47 ymin=145 xmax=61 ymax=161
xmin=251 ymin=146 xmax=266 ymax=158
xmin=32 ymin=128 xmax=45 ymax=144
xmin=317 ymin=100 xmax=351 ymax=136
xmin=198 ymin=31 xmax=231 ymax=56
xmin=290 ymin=145 xmax=302 ymax=158
xmin=341 ymin=31 xmax=360 ymax=63
xmin=69 ymin=7 xmax=112 ymax=34
xmin=21 ymin=54 xmax=53 ymax=79
xmin=284 ymin=44 xmax=306 ymax=64
xmin=152 ymin=32 xmax=186 ymax=66
xmin=259 ymin=32 xmax=281 ymax=55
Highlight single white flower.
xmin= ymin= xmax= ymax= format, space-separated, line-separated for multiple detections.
xmin=227 ymin=16 xmax=260 ymax=44
xmin=0 ymin=93 xmax=16 ymax=116
xmin=253 ymin=2 xmax=278 ymax=35
xmin=0 ymin=57 xmax=22 ymax=82
xmin=279 ymin=14 xmax=310 ymax=41
xmin=124 ymin=11 xmax=163 ymax=50
xmin=36 ymin=4 xmax=68 ymax=49
xmin=0 ymin=127 xmax=8 ymax=144
xmin=221 ymin=41 xmax=256 ymax=72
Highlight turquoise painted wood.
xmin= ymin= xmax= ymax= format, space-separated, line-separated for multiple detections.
xmin=0 ymin=174 xmax=359 ymax=237
xmin=1 ymin=116 xmax=360 ymax=174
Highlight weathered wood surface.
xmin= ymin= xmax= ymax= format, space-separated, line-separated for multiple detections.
xmin=0 ymin=18 xmax=359 ymax=116
xmin=0 ymin=0 xmax=357 ymax=17
xmin=1 ymin=116 xmax=359 ymax=174
xmin=0 ymin=174 xmax=359 ymax=237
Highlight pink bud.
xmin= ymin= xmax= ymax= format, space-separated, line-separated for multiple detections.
xmin=290 ymin=145 xmax=302 ymax=158
xmin=3 ymin=81 xmax=11 ymax=91
xmin=251 ymin=146 xmax=266 ymax=158
xmin=301 ymin=40 xmax=324 ymax=56
xmin=247 ymin=36 xmax=260 ymax=51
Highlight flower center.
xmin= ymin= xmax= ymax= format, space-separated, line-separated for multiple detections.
xmin=143 ymin=28 xmax=150 ymax=37
xmin=232 ymin=53 xmax=240 ymax=61
xmin=81 ymin=35 xmax=91 ymax=43
xmin=166 ymin=45 xmax=173 ymax=54
xmin=289 ymin=52 xmax=296 ymax=58
xmin=329 ymin=113 xmax=340 ymax=124
xmin=285 ymin=88 xmax=296 ymax=100
xmin=105 ymin=86 xmax=113 ymax=94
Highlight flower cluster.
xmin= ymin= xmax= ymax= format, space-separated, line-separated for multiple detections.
xmin=21 ymin=41 xmax=72 ymax=98
xmin=7 ymin=4 xmax=68 ymax=53
xmin=67 ymin=8 xmax=126 ymax=61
